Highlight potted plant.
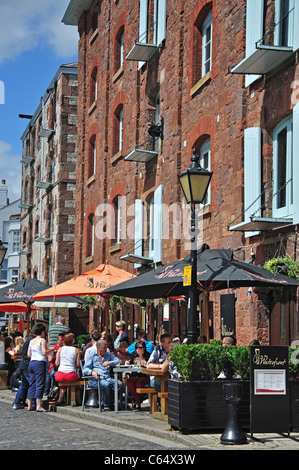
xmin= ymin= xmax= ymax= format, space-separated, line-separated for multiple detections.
xmin=167 ymin=344 xmax=250 ymax=433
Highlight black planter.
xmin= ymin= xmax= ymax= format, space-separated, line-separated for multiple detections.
xmin=168 ymin=379 xmax=250 ymax=433
xmin=289 ymin=380 xmax=299 ymax=428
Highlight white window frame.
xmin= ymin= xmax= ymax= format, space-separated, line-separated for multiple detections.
xmin=116 ymin=196 xmax=122 ymax=244
xmin=12 ymin=230 xmax=20 ymax=254
xmin=93 ymin=139 xmax=97 ymax=175
xmin=273 ymin=116 xmax=293 ymax=218
xmin=90 ymin=215 xmax=95 ymax=256
xmin=275 ymin=0 xmax=294 ymax=47
xmin=202 ymin=10 xmax=212 ymax=77
xmin=120 ymin=31 xmax=125 ymax=68
xmin=118 ymin=108 xmax=123 ymax=152
xmin=200 ymin=139 xmax=211 ymax=205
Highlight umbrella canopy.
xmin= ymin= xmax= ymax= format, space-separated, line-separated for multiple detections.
xmin=33 ymin=263 xmax=135 ymax=300
xmin=0 ymin=302 xmax=41 ymax=313
xmin=0 ymin=279 xmax=51 ymax=303
xmin=103 ymin=248 xmax=299 ymax=299
xmin=0 ymin=278 xmax=86 ymax=306
xmin=32 ymin=263 xmax=135 ymax=339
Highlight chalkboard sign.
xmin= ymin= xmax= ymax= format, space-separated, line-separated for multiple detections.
xmin=220 ymin=293 xmax=235 ymax=338
xmin=250 ymin=346 xmax=289 ymax=434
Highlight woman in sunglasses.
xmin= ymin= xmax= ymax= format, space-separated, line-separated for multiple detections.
xmin=125 ymin=340 xmax=150 ymax=411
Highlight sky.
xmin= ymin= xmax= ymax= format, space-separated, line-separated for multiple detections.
xmin=0 ymin=0 xmax=79 ymax=203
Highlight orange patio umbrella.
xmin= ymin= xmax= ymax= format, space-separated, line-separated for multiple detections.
xmin=0 ymin=302 xmax=41 ymax=313
xmin=33 ymin=263 xmax=135 ymax=335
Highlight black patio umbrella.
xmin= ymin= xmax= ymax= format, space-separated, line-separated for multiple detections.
xmin=103 ymin=248 xmax=299 ymax=299
xmin=0 ymin=278 xmax=85 ymax=323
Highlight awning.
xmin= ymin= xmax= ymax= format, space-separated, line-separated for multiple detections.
xmin=126 ymin=43 xmax=158 ymax=62
xmin=120 ymin=254 xmax=153 ymax=265
xmin=125 ymin=148 xmax=158 ymax=163
xmin=230 ymin=45 xmax=294 ymax=75
xmin=228 ymin=217 xmax=293 ymax=232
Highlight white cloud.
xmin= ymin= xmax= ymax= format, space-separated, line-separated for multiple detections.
xmin=0 ymin=140 xmax=21 ymax=202
xmin=0 ymin=0 xmax=78 ymax=64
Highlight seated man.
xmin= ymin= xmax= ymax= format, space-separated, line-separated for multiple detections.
xmin=83 ymin=339 xmax=123 ymax=409
xmin=147 ymin=333 xmax=172 ymax=392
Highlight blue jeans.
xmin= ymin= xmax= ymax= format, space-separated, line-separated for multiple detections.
xmin=14 ymin=370 xmax=36 ymax=406
xmin=90 ymin=377 xmax=123 ymax=407
xmin=28 ymin=360 xmax=47 ymax=399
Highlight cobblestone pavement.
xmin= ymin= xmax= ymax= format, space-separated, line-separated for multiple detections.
xmin=2 ymin=390 xmax=299 ymax=452
xmin=0 ymin=401 xmax=194 ymax=451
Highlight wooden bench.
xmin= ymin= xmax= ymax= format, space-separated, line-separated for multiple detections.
xmin=58 ymin=381 xmax=83 ymax=407
xmin=158 ymin=392 xmax=168 ymax=416
xmin=0 ymin=370 xmax=8 ymax=390
xmin=137 ymin=387 xmax=158 ymax=414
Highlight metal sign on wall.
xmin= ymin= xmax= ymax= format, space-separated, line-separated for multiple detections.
xmin=250 ymin=346 xmax=289 ymax=434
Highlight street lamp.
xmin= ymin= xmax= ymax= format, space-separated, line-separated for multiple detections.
xmin=178 ymin=149 xmax=212 ymax=344
xmin=0 ymin=240 xmax=7 ymax=268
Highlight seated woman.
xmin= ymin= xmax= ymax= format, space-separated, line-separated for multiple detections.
xmin=125 ymin=340 xmax=150 ymax=411
xmin=55 ymin=332 xmax=81 ymax=405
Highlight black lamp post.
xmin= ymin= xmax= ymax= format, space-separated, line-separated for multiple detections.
xmin=178 ymin=149 xmax=212 ymax=344
xmin=0 ymin=240 xmax=7 ymax=268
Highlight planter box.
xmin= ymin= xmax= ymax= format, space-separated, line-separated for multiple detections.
xmin=168 ymin=379 xmax=250 ymax=433
xmin=290 ymin=381 xmax=299 ymax=428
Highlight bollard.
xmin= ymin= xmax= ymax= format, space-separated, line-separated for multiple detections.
xmin=220 ymin=383 xmax=248 ymax=445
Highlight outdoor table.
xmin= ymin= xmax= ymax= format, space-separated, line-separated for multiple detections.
xmin=141 ymin=368 xmax=169 ymax=421
xmin=113 ymin=364 xmax=142 ymax=414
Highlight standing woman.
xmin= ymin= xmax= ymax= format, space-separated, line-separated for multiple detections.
xmin=55 ymin=332 xmax=81 ymax=405
xmin=27 ymin=324 xmax=50 ymax=412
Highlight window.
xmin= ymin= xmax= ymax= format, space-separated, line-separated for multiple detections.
xmin=12 ymin=231 xmax=20 ymax=253
xmin=115 ymin=27 xmax=125 ymax=72
xmin=275 ymin=0 xmax=294 ymax=47
xmin=273 ymin=116 xmax=293 ymax=218
xmin=11 ymin=269 xmax=18 ymax=283
xmin=202 ymin=11 xmax=212 ymax=77
xmin=200 ymin=139 xmax=211 ymax=205
xmin=24 ymin=181 xmax=29 ymax=203
xmin=90 ymin=67 xmax=97 ymax=106
xmin=113 ymin=106 xmax=123 ymax=157
xmin=86 ymin=214 xmax=95 ymax=257
xmin=191 ymin=6 xmax=213 ymax=90
xmin=116 ymin=196 xmax=122 ymax=244
xmin=88 ymin=136 xmax=97 ymax=178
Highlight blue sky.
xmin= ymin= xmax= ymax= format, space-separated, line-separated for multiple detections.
xmin=0 ymin=0 xmax=78 ymax=203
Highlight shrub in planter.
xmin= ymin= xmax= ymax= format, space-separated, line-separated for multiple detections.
xmin=170 ymin=344 xmax=250 ymax=381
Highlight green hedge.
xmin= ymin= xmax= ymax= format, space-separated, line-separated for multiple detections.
xmin=170 ymin=344 xmax=299 ymax=382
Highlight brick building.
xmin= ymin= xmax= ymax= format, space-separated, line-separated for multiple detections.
xmin=19 ymin=63 xmax=85 ymax=329
xmin=63 ymin=0 xmax=299 ymax=345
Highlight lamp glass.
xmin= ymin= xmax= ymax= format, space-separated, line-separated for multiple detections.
xmin=179 ymin=169 xmax=212 ymax=204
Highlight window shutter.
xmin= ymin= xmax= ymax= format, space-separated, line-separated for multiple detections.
xmin=245 ymin=0 xmax=264 ymax=87
xmin=153 ymin=184 xmax=163 ymax=263
xmin=134 ymin=199 xmax=144 ymax=268
xmin=138 ymin=0 xmax=148 ymax=69
xmin=244 ymin=127 xmax=262 ymax=237
xmin=156 ymin=0 xmax=167 ymax=45
xmin=293 ymin=103 xmax=299 ymax=225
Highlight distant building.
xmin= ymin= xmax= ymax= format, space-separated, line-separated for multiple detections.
xmin=0 ymin=179 xmax=20 ymax=284
xmin=19 ymin=63 xmax=78 ymax=286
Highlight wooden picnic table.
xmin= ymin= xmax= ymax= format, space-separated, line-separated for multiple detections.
xmin=141 ymin=368 xmax=169 ymax=421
